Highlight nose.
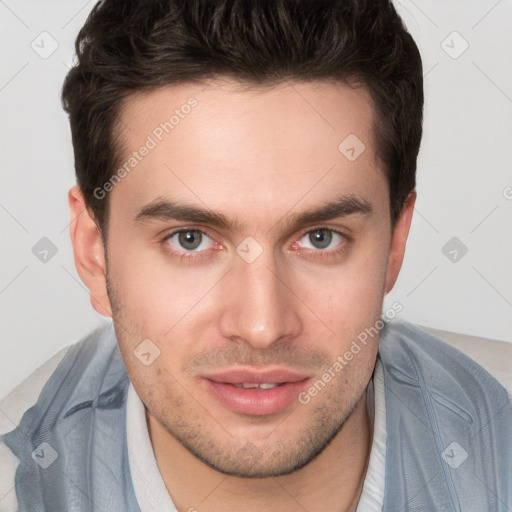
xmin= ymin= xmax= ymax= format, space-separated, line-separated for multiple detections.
xmin=218 ymin=250 xmax=302 ymax=350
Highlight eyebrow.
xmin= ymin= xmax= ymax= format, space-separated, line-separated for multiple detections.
xmin=133 ymin=193 xmax=373 ymax=233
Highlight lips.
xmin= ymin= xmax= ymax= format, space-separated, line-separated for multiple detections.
xmin=200 ymin=368 xmax=311 ymax=416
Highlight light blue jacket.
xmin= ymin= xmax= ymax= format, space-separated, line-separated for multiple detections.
xmin=2 ymin=320 xmax=511 ymax=511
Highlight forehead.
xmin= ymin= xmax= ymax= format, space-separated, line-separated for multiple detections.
xmin=111 ymin=78 xmax=386 ymax=229
xmin=118 ymin=78 xmax=377 ymax=150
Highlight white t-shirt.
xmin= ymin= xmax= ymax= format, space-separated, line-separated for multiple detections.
xmin=126 ymin=359 xmax=387 ymax=511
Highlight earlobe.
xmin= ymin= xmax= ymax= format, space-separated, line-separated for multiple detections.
xmin=385 ymin=190 xmax=416 ymax=294
xmin=68 ymin=185 xmax=113 ymax=317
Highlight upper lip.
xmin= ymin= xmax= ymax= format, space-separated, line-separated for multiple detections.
xmin=202 ymin=368 xmax=311 ymax=384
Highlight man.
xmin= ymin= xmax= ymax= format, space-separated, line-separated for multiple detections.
xmin=1 ymin=0 xmax=510 ymax=511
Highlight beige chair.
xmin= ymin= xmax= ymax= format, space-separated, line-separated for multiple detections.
xmin=418 ymin=324 xmax=512 ymax=402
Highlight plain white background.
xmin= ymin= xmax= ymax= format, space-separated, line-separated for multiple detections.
xmin=1 ymin=0 xmax=511 ymax=400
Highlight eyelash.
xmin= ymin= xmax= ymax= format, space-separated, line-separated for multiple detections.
xmin=160 ymin=226 xmax=351 ymax=263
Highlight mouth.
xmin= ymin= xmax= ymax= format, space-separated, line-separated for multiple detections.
xmin=200 ymin=368 xmax=311 ymax=416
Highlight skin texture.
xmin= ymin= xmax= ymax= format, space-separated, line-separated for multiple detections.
xmin=69 ymin=78 xmax=416 ymax=512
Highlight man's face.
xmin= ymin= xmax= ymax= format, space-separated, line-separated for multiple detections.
xmin=104 ymin=79 xmax=394 ymax=477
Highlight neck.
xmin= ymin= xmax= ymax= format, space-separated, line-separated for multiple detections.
xmin=147 ymin=392 xmax=373 ymax=512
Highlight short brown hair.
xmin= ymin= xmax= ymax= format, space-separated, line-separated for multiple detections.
xmin=61 ymin=0 xmax=423 ymax=234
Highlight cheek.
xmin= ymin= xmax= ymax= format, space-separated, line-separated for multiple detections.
xmin=107 ymin=239 xmax=203 ymax=333
xmin=292 ymin=238 xmax=389 ymax=335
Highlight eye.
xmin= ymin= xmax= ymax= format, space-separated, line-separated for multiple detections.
xmin=296 ymin=228 xmax=346 ymax=251
xmin=161 ymin=226 xmax=349 ymax=262
xmin=164 ymin=229 xmax=214 ymax=253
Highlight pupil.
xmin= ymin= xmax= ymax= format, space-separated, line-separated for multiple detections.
xmin=179 ymin=230 xmax=201 ymax=250
xmin=310 ymin=229 xmax=332 ymax=249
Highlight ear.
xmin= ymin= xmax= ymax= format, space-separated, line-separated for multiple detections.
xmin=385 ymin=190 xmax=416 ymax=294
xmin=68 ymin=185 xmax=112 ymax=317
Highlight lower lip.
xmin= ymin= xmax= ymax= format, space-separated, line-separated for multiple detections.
xmin=201 ymin=379 xmax=310 ymax=416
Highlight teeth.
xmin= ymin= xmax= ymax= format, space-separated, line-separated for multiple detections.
xmin=242 ymin=383 xmax=260 ymax=389
xmin=234 ymin=383 xmax=280 ymax=389
xmin=259 ymin=383 xmax=279 ymax=389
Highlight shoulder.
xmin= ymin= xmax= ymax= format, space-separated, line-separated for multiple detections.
xmin=378 ymin=320 xmax=512 ymax=508
xmin=417 ymin=323 xmax=512 ymax=400
xmin=0 ymin=344 xmax=71 ymax=511
xmin=0 ymin=324 xmax=116 ymax=435
xmin=379 ymin=319 xmax=511 ymax=404
xmin=0 ymin=324 xmax=119 ymax=512
xmin=0 ymin=345 xmax=72 ymax=437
